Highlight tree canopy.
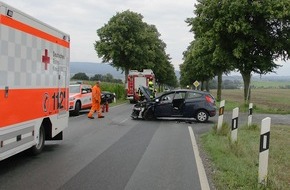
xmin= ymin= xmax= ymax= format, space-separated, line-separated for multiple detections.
xmin=94 ymin=10 xmax=177 ymax=87
xmin=71 ymin=72 xmax=89 ymax=81
xmin=181 ymin=0 xmax=290 ymax=102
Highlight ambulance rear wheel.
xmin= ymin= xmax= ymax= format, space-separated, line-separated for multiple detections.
xmin=30 ymin=125 xmax=45 ymax=155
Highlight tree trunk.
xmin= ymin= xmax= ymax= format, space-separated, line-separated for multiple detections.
xmin=124 ymin=68 xmax=129 ymax=84
xmin=241 ymin=72 xmax=251 ymax=104
xmin=201 ymin=81 xmax=204 ymax=91
xmin=205 ymin=79 xmax=209 ymax=92
xmin=124 ymin=68 xmax=129 ymax=89
xmin=217 ymin=72 xmax=222 ymax=101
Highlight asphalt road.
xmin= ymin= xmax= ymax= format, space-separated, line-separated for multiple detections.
xmin=0 ymin=103 xmax=216 ymax=190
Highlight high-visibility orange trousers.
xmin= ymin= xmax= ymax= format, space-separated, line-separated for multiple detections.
xmin=88 ymin=103 xmax=103 ymax=117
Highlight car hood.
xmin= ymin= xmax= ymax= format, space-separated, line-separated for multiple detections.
xmin=69 ymin=93 xmax=79 ymax=98
xmin=138 ymin=85 xmax=152 ymax=101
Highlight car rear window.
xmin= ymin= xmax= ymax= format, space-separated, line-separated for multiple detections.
xmin=187 ymin=92 xmax=202 ymax=99
xmin=174 ymin=91 xmax=186 ymax=99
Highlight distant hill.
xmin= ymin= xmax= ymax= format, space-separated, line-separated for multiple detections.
xmin=70 ymin=62 xmax=289 ymax=83
xmin=70 ymin=62 xmax=182 ymax=81
xmin=70 ymin=62 xmax=124 ymax=80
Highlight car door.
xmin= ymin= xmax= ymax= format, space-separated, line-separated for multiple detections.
xmin=154 ymin=92 xmax=175 ymax=117
xmin=81 ymin=85 xmax=92 ymax=108
xmin=183 ymin=91 xmax=203 ymax=117
xmin=171 ymin=91 xmax=186 ymax=116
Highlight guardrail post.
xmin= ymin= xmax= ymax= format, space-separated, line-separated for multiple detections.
xmin=217 ymin=100 xmax=225 ymax=131
xmin=231 ymin=107 xmax=239 ymax=142
xmin=248 ymin=103 xmax=253 ymax=126
xmin=113 ymin=93 xmax=116 ymax=103
xmin=258 ymin=117 xmax=271 ymax=187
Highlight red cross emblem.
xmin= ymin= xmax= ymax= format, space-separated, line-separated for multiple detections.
xmin=42 ymin=49 xmax=50 ymax=70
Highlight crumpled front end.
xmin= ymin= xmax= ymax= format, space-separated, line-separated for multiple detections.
xmin=131 ymin=101 xmax=147 ymax=119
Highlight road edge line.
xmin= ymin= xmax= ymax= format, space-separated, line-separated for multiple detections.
xmin=188 ymin=126 xmax=210 ymax=190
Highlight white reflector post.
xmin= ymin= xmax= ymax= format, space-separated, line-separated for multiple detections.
xmin=113 ymin=93 xmax=116 ymax=103
xmin=248 ymin=103 xmax=253 ymax=126
xmin=258 ymin=117 xmax=271 ymax=186
xmin=217 ymin=100 xmax=225 ymax=131
xmin=231 ymin=107 xmax=239 ymax=142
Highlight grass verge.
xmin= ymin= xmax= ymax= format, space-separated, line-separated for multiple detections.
xmin=201 ymin=124 xmax=290 ymax=189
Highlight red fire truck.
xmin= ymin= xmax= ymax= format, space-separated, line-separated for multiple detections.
xmin=126 ymin=69 xmax=155 ymax=103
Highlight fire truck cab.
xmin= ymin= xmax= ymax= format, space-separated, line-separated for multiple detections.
xmin=126 ymin=69 xmax=155 ymax=103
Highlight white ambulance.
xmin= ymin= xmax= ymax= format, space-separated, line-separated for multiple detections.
xmin=0 ymin=2 xmax=70 ymax=160
xmin=69 ymin=82 xmax=92 ymax=116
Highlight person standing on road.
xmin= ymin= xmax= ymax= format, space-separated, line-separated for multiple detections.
xmin=148 ymin=77 xmax=155 ymax=99
xmin=88 ymin=81 xmax=105 ymax=119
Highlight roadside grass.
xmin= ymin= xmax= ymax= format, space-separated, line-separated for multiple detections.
xmin=204 ymin=88 xmax=290 ymax=188
xmin=84 ymin=80 xmax=127 ymax=100
xmin=109 ymin=99 xmax=127 ymax=106
xmin=201 ymin=124 xmax=290 ymax=190
xmin=211 ymin=89 xmax=290 ymax=114
xmin=201 ymin=124 xmax=290 ymax=189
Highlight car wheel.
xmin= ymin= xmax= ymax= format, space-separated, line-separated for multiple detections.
xmin=72 ymin=101 xmax=81 ymax=116
xmin=195 ymin=110 xmax=209 ymax=123
xmin=144 ymin=109 xmax=154 ymax=120
xmin=30 ymin=124 xmax=45 ymax=155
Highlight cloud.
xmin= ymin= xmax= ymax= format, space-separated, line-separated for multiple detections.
xmin=2 ymin=0 xmax=195 ymax=70
xmin=2 ymin=0 xmax=288 ymax=75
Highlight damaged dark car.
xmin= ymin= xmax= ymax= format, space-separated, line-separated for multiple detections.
xmin=131 ymin=86 xmax=216 ymax=123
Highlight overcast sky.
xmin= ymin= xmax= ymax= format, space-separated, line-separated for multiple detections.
xmin=2 ymin=0 xmax=289 ymax=76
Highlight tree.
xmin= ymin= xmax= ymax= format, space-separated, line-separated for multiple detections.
xmin=188 ymin=0 xmax=290 ymax=103
xmin=95 ymin=10 xmax=171 ymax=85
xmin=71 ymin=72 xmax=89 ymax=80
xmin=103 ymin=73 xmax=114 ymax=82
xmin=180 ymin=39 xmax=216 ymax=92
xmin=184 ymin=0 xmax=234 ymax=100
xmin=90 ymin=74 xmax=103 ymax=81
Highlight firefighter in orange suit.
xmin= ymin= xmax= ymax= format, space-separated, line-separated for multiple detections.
xmin=88 ymin=81 xmax=104 ymax=119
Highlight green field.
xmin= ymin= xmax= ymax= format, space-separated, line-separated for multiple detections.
xmin=202 ymin=89 xmax=290 ymax=189
xmin=211 ymin=89 xmax=290 ymax=114
xmin=251 ymin=80 xmax=290 ymax=88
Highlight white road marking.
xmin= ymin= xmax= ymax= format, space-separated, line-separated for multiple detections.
xmin=188 ymin=126 xmax=210 ymax=190
xmin=120 ymin=118 xmax=129 ymax=124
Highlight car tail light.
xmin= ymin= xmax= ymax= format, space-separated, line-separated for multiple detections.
xmin=205 ymin=95 xmax=215 ymax=105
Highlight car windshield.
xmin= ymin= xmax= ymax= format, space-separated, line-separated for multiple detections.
xmin=161 ymin=92 xmax=175 ymax=102
xmin=69 ymin=85 xmax=80 ymax=93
